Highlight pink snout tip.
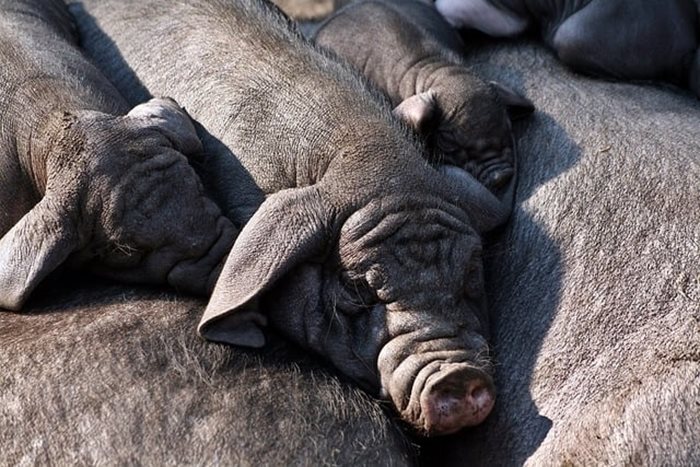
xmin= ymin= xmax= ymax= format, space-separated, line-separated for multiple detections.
xmin=420 ymin=370 xmax=495 ymax=436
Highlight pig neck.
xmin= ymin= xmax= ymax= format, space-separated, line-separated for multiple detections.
xmin=10 ymin=78 xmax=123 ymax=198
xmin=327 ymin=3 xmax=465 ymax=107
xmin=0 ymin=8 xmax=127 ymax=197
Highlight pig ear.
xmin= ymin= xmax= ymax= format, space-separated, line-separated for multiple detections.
xmin=438 ymin=165 xmax=510 ymax=233
xmin=0 ymin=197 xmax=79 ymax=310
xmin=127 ymin=97 xmax=203 ymax=155
xmin=393 ymin=91 xmax=439 ymax=134
xmin=198 ymin=185 xmax=332 ymax=348
xmin=490 ymin=81 xmax=534 ymax=121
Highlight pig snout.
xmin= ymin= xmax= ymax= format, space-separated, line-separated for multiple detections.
xmin=377 ymin=328 xmax=495 ymax=436
xmin=474 ymin=146 xmax=514 ymax=190
xmin=421 ymin=365 xmax=495 ymax=435
xmin=481 ymin=163 xmax=513 ymax=189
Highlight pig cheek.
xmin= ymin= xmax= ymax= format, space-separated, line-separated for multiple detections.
xmin=262 ymin=263 xmax=325 ymax=351
xmin=468 ymin=298 xmax=490 ymax=341
xmin=342 ymin=304 xmax=389 ymax=393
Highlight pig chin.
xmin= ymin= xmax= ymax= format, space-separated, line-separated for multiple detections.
xmin=376 ymin=331 xmax=495 ymax=436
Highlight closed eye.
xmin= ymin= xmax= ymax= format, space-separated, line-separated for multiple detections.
xmin=337 ymin=273 xmax=377 ymax=315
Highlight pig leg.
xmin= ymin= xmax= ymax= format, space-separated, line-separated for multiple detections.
xmin=550 ymin=0 xmax=698 ymax=81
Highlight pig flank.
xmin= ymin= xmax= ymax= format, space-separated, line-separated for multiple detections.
xmin=0 ymin=277 xmax=414 ymax=464
xmin=70 ymin=0 xmax=510 ymax=434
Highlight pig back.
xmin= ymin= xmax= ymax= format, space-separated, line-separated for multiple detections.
xmin=0 ymin=274 xmax=414 ymax=465
xmin=69 ymin=0 xmax=406 ymax=200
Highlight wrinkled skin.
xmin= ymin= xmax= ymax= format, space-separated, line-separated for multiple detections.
xmin=70 ymin=0 xmax=512 ymax=434
xmin=421 ymin=40 xmax=700 ymax=465
xmin=0 ymin=0 xmax=236 ymax=310
xmin=0 ymin=275 xmax=414 ymax=465
xmin=436 ymin=0 xmax=700 ymax=97
xmin=311 ymin=0 xmax=534 ymax=192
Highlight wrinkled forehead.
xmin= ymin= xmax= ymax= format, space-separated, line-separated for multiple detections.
xmin=338 ymin=198 xmax=482 ymax=277
xmin=439 ymin=82 xmax=512 ymax=139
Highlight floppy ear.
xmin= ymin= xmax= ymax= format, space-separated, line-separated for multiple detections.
xmin=127 ymin=97 xmax=203 ymax=155
xmin=0 ymin=196 xmax=79 ymax=311
xmin=490 ymin=81 xmax=534 ymax=121
xmin=438 ymin=165 xmax=510 ymax=233
xmin=393 ymin=90 xmax=439 ymax=134
xmin=198 ymin=185 xmax=333 ymax=348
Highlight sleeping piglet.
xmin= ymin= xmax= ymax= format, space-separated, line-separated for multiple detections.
xmin=0 ymin=0 xmax=236 ymax=310
xmin=311 ymin=0 xmax=534 ymax=192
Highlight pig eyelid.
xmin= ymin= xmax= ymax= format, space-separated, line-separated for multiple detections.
xmin=339 ymin=275 xmax=378 ymax=311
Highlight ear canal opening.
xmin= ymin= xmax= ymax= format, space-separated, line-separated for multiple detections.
xmin=0 ymin=196 xmax=79 ymax=311
xmin=198 ymin=185 xmax=333 ymax=348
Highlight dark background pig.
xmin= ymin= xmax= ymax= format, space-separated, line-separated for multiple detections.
xmin=421 ymin=37 xmax=700 ymax=465
xmin=311 ymin=0 xmax=534 ymax=193
xmin=69 ymin=0 xmax=509 ymax=435
xmin=0 ymin=0 xmax=236 ymax=310
xmin=436 ymin=0 xmax=700 ymax=97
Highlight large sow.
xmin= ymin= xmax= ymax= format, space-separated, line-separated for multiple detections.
xmin=422 ymin=39 xmax=700 ymax=465
xmin=71 ymin=0 xmax=509 ymax=435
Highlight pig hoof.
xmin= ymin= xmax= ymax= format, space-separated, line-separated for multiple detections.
xmin=420 ymin=368 xmax=495 ymax=435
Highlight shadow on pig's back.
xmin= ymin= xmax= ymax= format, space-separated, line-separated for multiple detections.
xmin=0 ymin=273 xmax=415 ymax=465
xmin=422 ymin=40 xmax=700 ymax=465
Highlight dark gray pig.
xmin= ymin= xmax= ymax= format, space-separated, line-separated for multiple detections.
xmin=1 ymin=276 xmax=413 ymax=464
xmin=436 ymin=0 xmax=700 ymax=96
xmin=70 ymin=0 xmax=509 ymax=435
xmin=0 ymin=0 xmax=236 ymax=310
xmin=420 ymin=40 xmax=700 ymax=464
xmin=312 ymin=0 xmax=534 ymax=191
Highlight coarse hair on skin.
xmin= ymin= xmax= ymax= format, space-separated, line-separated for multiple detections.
xmin=1 ymin=273 xmax=417 ymax=466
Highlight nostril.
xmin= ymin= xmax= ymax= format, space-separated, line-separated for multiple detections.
xmin=421 ymin=372 xmax=495 ymax=436
xmin=468 ymin=381 xmax=495 ymax=421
